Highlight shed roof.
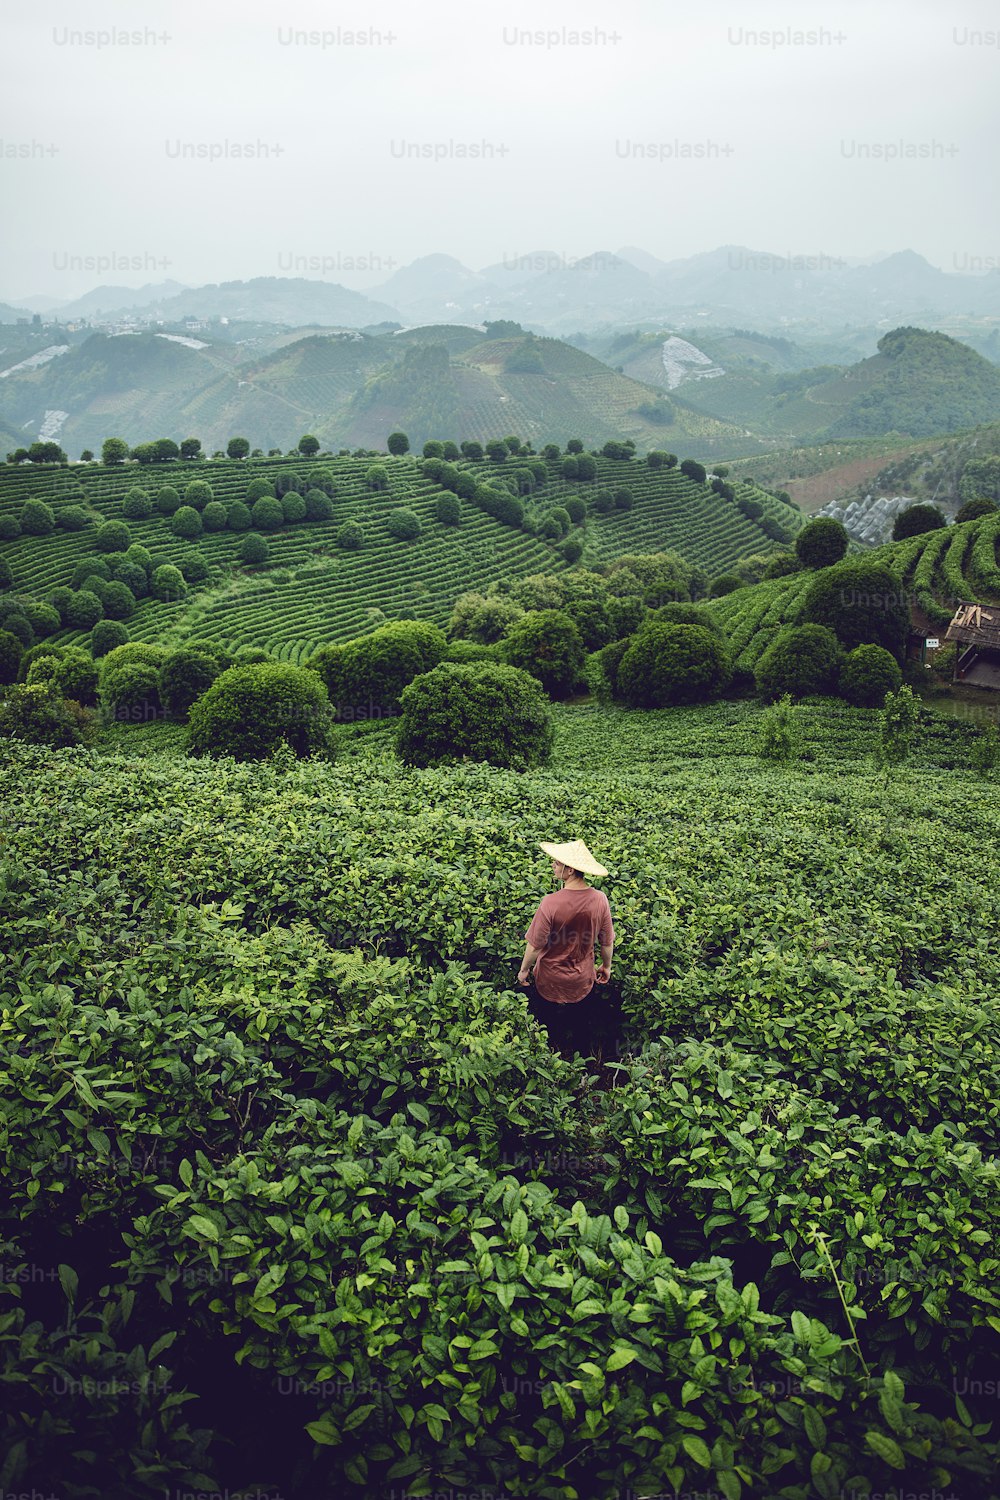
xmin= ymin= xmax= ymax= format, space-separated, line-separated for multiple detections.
xmin=944 ymin=601 xmax=1000 ymax=649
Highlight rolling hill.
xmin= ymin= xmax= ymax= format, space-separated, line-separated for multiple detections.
xmin=673 ymin=327 xmax=1000 ymax=443
xmin=0 ymin=327 xmax=758 ymax=459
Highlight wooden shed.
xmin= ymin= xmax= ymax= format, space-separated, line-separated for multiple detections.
xmin=944 ymin=601 xmax=1000 ymax=690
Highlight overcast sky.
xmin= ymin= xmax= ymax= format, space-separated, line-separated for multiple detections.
xmin=2 ymin=0 xmax=998 ymax=301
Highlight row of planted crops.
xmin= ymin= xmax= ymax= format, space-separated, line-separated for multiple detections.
xmin=1 ymin=700 xmax=998 ymax=1497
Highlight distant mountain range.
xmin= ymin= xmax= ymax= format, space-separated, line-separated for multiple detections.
xmin=5 ymin=247 xmax=1000 ymax=335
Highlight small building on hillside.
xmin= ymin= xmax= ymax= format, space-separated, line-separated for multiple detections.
xmin=944 ymin=600 xmax=1000 ymax=690
xmin=906 ymin=599 xmax=938 ymax=667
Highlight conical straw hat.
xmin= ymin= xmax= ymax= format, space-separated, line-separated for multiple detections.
xmin=538 ymin=839 xmax=608 ymax=878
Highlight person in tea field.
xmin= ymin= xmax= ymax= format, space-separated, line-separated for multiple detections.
xmin=517 ymin=839 xmax=617 ymax=1062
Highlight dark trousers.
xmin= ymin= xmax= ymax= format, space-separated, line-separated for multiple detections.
xmin=519 ymin=969 xmax=621 ymax=1063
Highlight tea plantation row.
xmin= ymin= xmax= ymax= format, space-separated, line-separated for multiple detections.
xmin=0 ymin=451 xmax=797 ymax=661
xmin=1 ymin=701 xmax=998 ymax=1497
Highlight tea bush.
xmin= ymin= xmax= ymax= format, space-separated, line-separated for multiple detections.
xmin=396 ymin=661 xmax=555 ymax=768
xmin=187 ymin=662 xmax=338 ymax=761
xmin=1 ymin=700 xmax=998 ymax=1496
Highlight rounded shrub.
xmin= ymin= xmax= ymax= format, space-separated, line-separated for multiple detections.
xmin=955 ymin=497 xmax=998 ymax=524
xmin=593 ymin=489 xmax=615 ymax=514
xmin=20 ymin=499 xmax=55 ymax=535
xmin=179 ymin=553 xmax=210 ymax=585
xmin=186 ymin=640 xmax=234 ymax=672
xmin=710 ymin=574 xmax=744 ymax=599
xmin=396 ymin=662 xmax=554 ymax=770
xmin=892 ymin=504 xmax=947 ymax=541
xmin=251 ymin=496 xmax=284 ymax=532
xmin=95 ymin=520 xmax=132 ymax=554
xmin=0 ymin=684 xmax=95 ymax=747
xmin=65 ymin=590 xmax=104 ymax=629
xmin=336 ymin=522 xmax=363 ymax=551
xmin=99 ymin=643 xmax=168 ymax=723
xmin=436 ymin=492 xmax=461 ymax=526
xmin=21 ymin=600 xmax=61 ymax=637
xmin=498 ymin=610 xmax=586 ymax=700
xmin=795 ymin=517 xmax=849 ymax=568
xmin=98 ymin=581 xmax=135 ymax=621
xmin=159 ymin=648 xmax=222 ymax=721
xmin=226 ymin=501 xmax=252 ymax=532
xmin=184 ymin=480 xmax=213 ymax=509
xmin=648 ymin=603 xmax=724 ymax=636
xmin=57 ymin=505 xmax=92 ymax=531
xmin=755 ymin=623 xmax=844 ymax=701
xmin=801 ymin=559 xmax=910 ymax=662
xmin=27 ymin=648 xmax=98 ymax=707
xmin=111 ymin=560 xmax=148 ymax=598
xmin=187 ymin=663 xmax=337 ymax=762
xmin=103 ymin=662 xmax=161 ymax=723
xmin=608 ymin=594 xmax=647 ymax=639
xmin=310 ymin=468 xmax=335 ymax=497
xmin=281 ymin=492 xmax=307 ymax=523
xmin=81 ymin=574 xmax=110 ymax=604
xmin=309 ymin=621 xmax=447 ymax=718
xmin=386 ymin=508 xmax=422 ymax=541
xmin=122 ymin=487 xmax=153 ymax=519
xmin=365 ymin=465 xmax=389 ymax=491
xmin=16 ymin=642 xmax=62 ymax=683
xmin=151 ymin=564 xmax=187 ymax=603
xmin=71 ymin=557 xmax=110 ymax=590
xmin=170 ymin=505 xmax=203 ymax=539
xmin=0 ymin=515 xmax=21 ymax=541
xmin=562 ymin=536 xmax=584 ymax=564
xmin=48 ymin=585 xmax=73 ymax=620
xmin=274 ymin=470 xmax=305 ymax=497
xmin=246 ymin=476 xmax=276 ymax=503
xmin=590 ymin=637 xmax=633 ymax=702
xmin=618 ymin=623 xmax=731 ymax=708
xmin=764 ymin=552 xmax=803 ymax=579
xmin=125 ymin=543 xmax=154 ymax=575
xmin=614 ymin=489 xmax=634 ymax=511
xmin=239 ymin=533 xmax=270 ymax=567
xmin=0 ymin=630 xmax=24 ymax=684
xmin=304 ymin=489 xmax=334 ymax=521
xmin=564 ymin=495 xmax=587 ymax=524
xmin=155 ymin=486 xmax=181 ymax=515
xmin=2 ymin=614 xmax=33 ymax=647
xmin=91 ymin=619 xmax=130 ymax=657
xmin=838 ymin=643 xmax=903 ymax=708
xmin=202 ymin=501 xmax=228 ymax=532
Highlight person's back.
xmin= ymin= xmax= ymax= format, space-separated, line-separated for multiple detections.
xmin=527 ymin=884 xmax=613 ymax=1004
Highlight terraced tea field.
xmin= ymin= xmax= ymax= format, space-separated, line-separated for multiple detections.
xmin=0 ymin=453 xmax=800 ymax=659
xmin=706 ymin=510 xmax=1000 ymax=674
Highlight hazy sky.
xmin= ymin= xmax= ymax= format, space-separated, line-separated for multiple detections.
xmin=3 ymin=0 xmax=999 ymax=301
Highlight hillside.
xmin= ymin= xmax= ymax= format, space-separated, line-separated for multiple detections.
xmin=704 ymin=507 xmax=1000 ymax=678
xmin=683 ymin=327 xmax=1000 ymax=443
xmin=0 ymin=450 xmax=799 ymax=660
xmin=0 ymin=328 xmax=758 ymax=458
